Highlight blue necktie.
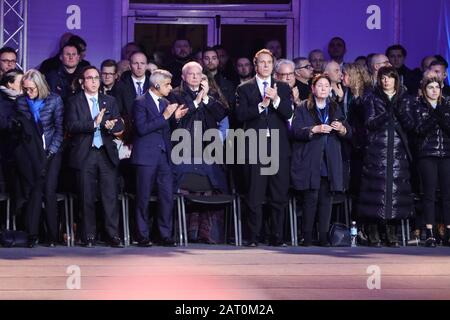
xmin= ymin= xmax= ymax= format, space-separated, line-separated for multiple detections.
xmin=90 ymin=97 xmax=103 ymax=148
xmin=158 ymin=98 xmax=165 ymax=114
xmin=263 ymin=81 xmax=268 ymax=114
xmin=136 ymin=81 xmax=143 ymax=96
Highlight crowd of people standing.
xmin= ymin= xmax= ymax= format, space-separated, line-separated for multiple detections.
xmin=0 ymin=33 xmax=449 ymax=249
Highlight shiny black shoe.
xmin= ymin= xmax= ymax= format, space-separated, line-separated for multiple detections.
xmin=271 ymin=241 xmax=287 ymax=247
xmin=160 ymin=238 xmax=177 ymax=247
xmin=425 ymin=237 xmax=437 ymax=248
xmin=110 ymin=237 xmax=124 ymax=248
xmin=246 ymin=241 xmax=258 ymax=247
xmin=386 ymin=241 xmax=400 ymax=248
xmin=301 ymin=241 xmax=312 ymax=247
xmin=319 ymin=241 xmax=331 ymax=247
xmin=137 ymin=239 xmax=153 ymax=247
xmin=28 ymin=236 xmax=39 ymax=248
xmin=47 ymin=242 xmax=56 ymax=248
xmin=84 ymin=238 xmax=96 ymax=248
xmin=369 ymin=241 xmax=382 ymax=248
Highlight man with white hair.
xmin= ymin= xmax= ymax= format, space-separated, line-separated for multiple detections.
xmin=169 ymin=61 xmax=229 ymax=244
xmin=274 ymin=58 xmax=301 ymax=107
xmin=323 ymin=60 xmax=344 ymax=102
xmin=131 ymin=69 xmax=188 ymax=247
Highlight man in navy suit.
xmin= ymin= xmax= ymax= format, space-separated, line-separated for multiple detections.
xmin=235 ymin=49 xmax=293 ymax=247
xmin=130 ymin=69 xmax=188 ymax=247
xmin=66 ymin=66 xmax=125 ymax=247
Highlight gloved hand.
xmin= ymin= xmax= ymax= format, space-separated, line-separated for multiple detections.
xmin=41 ymin=152 xmax=55 ymax=177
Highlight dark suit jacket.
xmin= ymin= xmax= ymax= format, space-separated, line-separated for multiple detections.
xmin=235 ymin=77 xmax=293 ymax=158
xmin=130 ymin=92 xmax=172 ymax=166
xmin=290 ymin=100 xmax=351 ymax=192
xmin=65 ymin=92 xmax=124 ymax=170
xmin=113 ymin=71 xmax=150 ymax=116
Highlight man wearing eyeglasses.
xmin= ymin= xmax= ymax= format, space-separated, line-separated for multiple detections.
xmin=0 ymin=46 xmax=18 ymax=80
xmin=66 ymin=66 xmax=125 ymax=248
xmin=293 ymin=57 xmax=313 ymax=101
xmin=100 ymin=59 xmax=119 ymax=96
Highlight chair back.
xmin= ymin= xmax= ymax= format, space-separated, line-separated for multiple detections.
xmin=179 ymin=173 xmax=213 ymax=193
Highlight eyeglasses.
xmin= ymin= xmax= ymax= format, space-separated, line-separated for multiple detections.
xmin=63 ymin=53 xmax=79 ymax=58
xmin=23 ymin=86 xmax=37 ymax=93
xmin=84 ymin=76 xmax=100 ymax=82
xmin=101 ymin=72 xmax=116 ymax=77
xmin=277 ymin=72 xmax=295 ymax=77
xmin=1 ymin=59 xmax=16 ymax=64
xmin=296 ymin=64 xmax=313 ymax=70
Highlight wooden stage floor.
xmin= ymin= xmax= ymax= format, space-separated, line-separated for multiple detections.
xmin=0 ymin=244 xmax=449 ymax=300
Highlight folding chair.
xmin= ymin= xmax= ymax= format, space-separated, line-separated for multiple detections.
xmin=177 ymin=173 xmax=241 ymax=247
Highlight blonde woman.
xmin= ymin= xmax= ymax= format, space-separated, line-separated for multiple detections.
xmin=342 ymin=63 xmax=372 ymax=194
xmin=15 ymin=69 xmax=64 ymax=247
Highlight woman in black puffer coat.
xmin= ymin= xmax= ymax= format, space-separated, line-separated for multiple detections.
xmin=357 ymin=66 xmax=415 ymax=247
xmin=413 ymin=77 xmax=450 ymax=247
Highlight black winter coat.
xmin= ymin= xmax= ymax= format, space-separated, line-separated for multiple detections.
xmin=290 ymin=100 xmax=351 ymax=192
xmin=357 ymin=88 xmax=415 ymax=220
xmin=413 ymin=96 xmax=450 ymax=158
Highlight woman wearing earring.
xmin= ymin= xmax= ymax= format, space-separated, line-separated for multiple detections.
xmin=413 ymin=77 xmax=450 ymax=247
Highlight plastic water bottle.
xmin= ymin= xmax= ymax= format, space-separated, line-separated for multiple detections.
xmin=350 ymin=221 xmax=357 ymax=247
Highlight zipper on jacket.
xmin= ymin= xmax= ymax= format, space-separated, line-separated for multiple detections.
xmin=386 ymin=114 xmax=394 ymax=220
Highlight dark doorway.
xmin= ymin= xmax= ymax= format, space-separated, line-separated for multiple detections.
xmin=220 ymin=24 xmax=286 ymax=62
xmin=134 ymin=23 xmax=207 ymax=67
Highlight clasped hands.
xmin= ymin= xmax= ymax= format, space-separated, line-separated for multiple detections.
xmin=163 ymin=103 xmax=188 ymax=120
xmin=311 ymin=121 xmax=346 ymax=135
xmin=95 ymin=108 xmax=118 ymax=131
xmin=261 ymin=83 xmax=279 ymax=108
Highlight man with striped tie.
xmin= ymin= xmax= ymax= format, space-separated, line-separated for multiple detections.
xmin=66 ymin=66 xmax=125 ymax=248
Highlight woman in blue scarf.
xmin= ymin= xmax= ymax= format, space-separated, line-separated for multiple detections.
xmin=15 ymin=69 xmax=64 ymax=247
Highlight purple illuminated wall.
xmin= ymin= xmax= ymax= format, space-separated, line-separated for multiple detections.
xmin=299 ymin=0 xmax=396 ymax=62
xmin=26 ymin=0 xmax=449 ymax=72
xmin=299 ymin=0 xmax=449 ymax=69
xmin=27 ymin=0 xmax=122 ymax=69
xmin=400 ymin=0 xmax=450 ymax=69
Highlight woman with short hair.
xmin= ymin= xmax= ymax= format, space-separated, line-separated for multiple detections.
xmin=14 ymin=69 xmax=64 ymax=247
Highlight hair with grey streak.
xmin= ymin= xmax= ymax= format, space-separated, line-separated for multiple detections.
xmin=149 ymin=69 xmax=173 ymax=87
xmin=22 ymin=69 xmax=50 ymax=99
xmin=293 ymin=57 xmax=309 ymax=69
xmin=274 ymin=58 xmax=295 ymax=73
